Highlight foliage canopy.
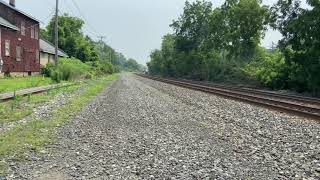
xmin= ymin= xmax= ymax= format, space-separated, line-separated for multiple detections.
xmin=147 ymin=0 xmax=320 ymax=96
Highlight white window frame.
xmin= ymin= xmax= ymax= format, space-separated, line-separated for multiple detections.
xmin=16 ymin=46 xmax=22 ymax=61
xmin=35 ymin=27 xmax=39 ymax=40
xmin=5 ymin=40 xmax=10 ymax=57
xmin=21 ymin=21 xmax=25 ymax=36
xmin=31 ymin=26 xmax=34 ymax=39
xmin=36 ymin=49 xmax=39 ymax=62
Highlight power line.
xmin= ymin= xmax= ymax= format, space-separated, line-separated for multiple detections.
xmin=97 ymin=36 xmax=106 ymax=59
xmin=70 ymin=0 xmax=100 ymax=36
xmin=40 ymin=8 xmax=56 ymax=23
xmin=22 ymin=9 xmax=55 ymax=30
xmin=41 ymin=0 xmax=55 ymax=7
xmin=63 ymin=0 xmax=78 ymax=17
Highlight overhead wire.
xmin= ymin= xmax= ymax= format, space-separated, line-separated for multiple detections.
xmin=70 ymin=0 xmax=101 ymax=36
xmin=63 ymin=0 xmax=78 ymax=17
xmin=23 ymin=8 xmax=56 ymax=30
xmin=19 ymin=0 xmax=104 ymax=43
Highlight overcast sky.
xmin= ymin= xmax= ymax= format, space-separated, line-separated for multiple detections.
xmin=13 ymin=0 xmax=304 ymax=65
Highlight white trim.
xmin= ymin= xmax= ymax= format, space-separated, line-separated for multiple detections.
xmin=21 ymin=21 xmax=25 ymax=36
xmin=0 ymin=17 xmax=19 ymax=31
xmin=5 ymin=40 xmax=10 ymax=57
xmin=31 ymin=26 xmax=34 ymax=39
xmin=0 ymin=0 xmax=40 ymax=23
xmin=16 ymin=46 xmax=22 ymax=61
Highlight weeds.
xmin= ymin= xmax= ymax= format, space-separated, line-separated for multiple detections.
xmin=0 ymin=76 xmax=53 ymax=94
xmin=0 ymin=74 xmax=118 ymax=176
xmin=0 ymin=84 xmax=80 ymax=125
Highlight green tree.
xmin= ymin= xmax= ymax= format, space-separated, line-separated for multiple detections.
xmin=124 ymin=59 xmax=141 ymax=72
xmin=44 ymin=14 xmax=99 ymax=62
xmin=272 ymin=0 xmax=320 ymax=95
xmin=223 ymin=0 xmax=269 ymax=59
xmin=171 ymin=0 xmax=213 ymax=52
xmin=148 ymin=49 xmax=163 ymax=75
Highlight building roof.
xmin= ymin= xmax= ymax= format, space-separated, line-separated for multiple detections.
xmin=0 ymin=0 xmax=40 ymax=22
xmin=0 ymin=16 xmax=19 ymax=30
xmin=40 ymin=39 xmax=68 ymax=57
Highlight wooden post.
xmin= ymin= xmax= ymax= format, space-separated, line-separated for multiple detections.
xmin=11 ymin=89 xmax=16 ymax=111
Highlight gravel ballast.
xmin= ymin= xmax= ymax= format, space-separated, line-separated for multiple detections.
xmin=7 ymin=74 xmax=320 ymax=179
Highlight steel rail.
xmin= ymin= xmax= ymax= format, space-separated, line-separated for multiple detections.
xmin=175 ymin=78 xmax=320 ymax=107
xmin=137 ymin=74 xmax=320 ymax=120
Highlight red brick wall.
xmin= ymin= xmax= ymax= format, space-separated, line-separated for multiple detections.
xmin=0 ymin=3 xmax=40 ymax=73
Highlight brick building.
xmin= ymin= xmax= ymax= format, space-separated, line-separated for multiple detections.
xmin=0 ymin=0 xmax=40 ymax=76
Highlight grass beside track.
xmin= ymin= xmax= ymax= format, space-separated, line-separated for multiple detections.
xmin=0 ymin=76 xmax=54 ymax=94
xmin=0 ymin=85 xmax=80 ymax=125
xmin=0 ymin=74 xmax=118 ymax=176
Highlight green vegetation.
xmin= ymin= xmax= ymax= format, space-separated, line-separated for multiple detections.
xmin=124 ymin=58 xmax=146 ymax=72
xmin=0 ymin=85 xmax=80 ymax=125
xmin=0 ymin=98 xmax=33 ymax=125
xmin=43 ymin=58 xmax=95 ymax=82
xmin=270 ymin=0 xmax=320 ymax=95
xmin=95 ymin=41 xmax=145 ymax=72
xmin=0 ymin=76 xmax=53 ymax=94
xmin=41 ymin=14 xmax=144 ymax=73
xmin=0 ymin=74 xmax=118 ymax=176
xmin=42 ymin=57 xmax=119 ymax=82
xmin=147 ymin=0 xmax=320 ymax=96
xmin=1 ymin=13 xmax=127 ymax=176
xmin=0 ymin=161 xmax=8 ymax=176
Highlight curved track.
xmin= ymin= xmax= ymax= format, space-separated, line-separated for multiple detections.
xmin=137 ymin=74 xmax=320 ymax=120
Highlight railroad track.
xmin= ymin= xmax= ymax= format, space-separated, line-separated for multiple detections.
xmin=137 ymin=74 xmax=320 ymax=120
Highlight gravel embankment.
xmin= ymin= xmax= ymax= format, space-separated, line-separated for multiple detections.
xmin=0 ymin=86 xmax=86 ymax=134
xmin=7 ymin=74 xmax=320 ymax=179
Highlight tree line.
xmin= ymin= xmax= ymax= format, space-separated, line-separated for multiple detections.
xmin=147 ymin=0 xmax=320 ymax=96
xmin=41 ymin=14 xmax=145 ymax=73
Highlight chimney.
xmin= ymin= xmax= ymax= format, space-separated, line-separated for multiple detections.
xmin=9 ymin=0 xmax=15 ymax=7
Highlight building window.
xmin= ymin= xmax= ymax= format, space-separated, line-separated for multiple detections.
xmin=35 ymin=27 xmax=39 ymax=40
xmin=36 ymin=49 xmax=39 ymax=62
xmin=16 ymin=46 xmax=22 ymax=61
xmin=31 ymin=26 xmax=34 ymax=39
xmin=5 ymin=40 xmax=10 ymax=57
xmin=21 ymin=21 xmax=25 ymax=36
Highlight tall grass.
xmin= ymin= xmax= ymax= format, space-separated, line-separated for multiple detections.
xmin=43 ymin=58 xmax=94 ymax=82
xmin=43 ymin=58 xmax=117 ymax=83
xmin=0 ymin=76 xmax=53 ymax=94
xmin=0 ymin=74 xmax=118 ymax=176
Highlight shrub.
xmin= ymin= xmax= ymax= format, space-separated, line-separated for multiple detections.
xmin=51 ymin=70 xmax=63 ymax=83
xmin=86 ymin=60 xmax=115 ymax=76
xmin=41 ymin=62 xmax=56 ymax=77
xmin=243 ymin=48 xmax=288 ymax=89
xmin=42 ymin=57 xmax=119 ymax=82
xmin=43 ymin=58 xmax=94 ymax=82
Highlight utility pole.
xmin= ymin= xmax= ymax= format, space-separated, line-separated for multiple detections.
xmin=98 ymin=36 xmax=106 ymax=43
xmin=55 ymin=0 xmax=59 ymax=65
xmin=97 ymin=36 xmax=106 ymax=60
